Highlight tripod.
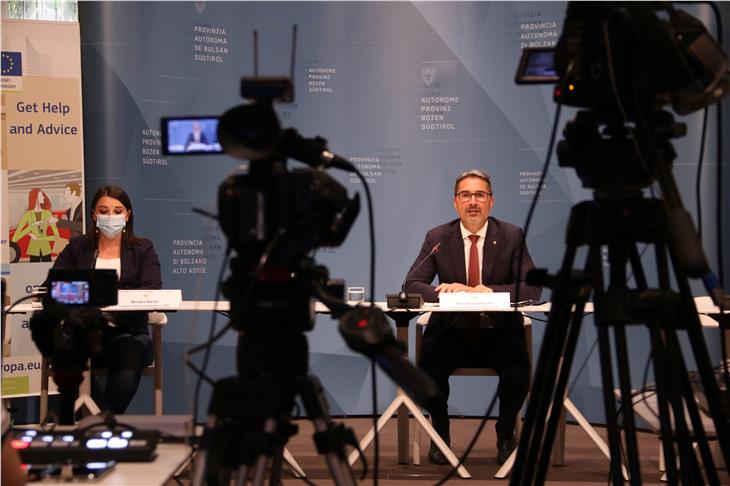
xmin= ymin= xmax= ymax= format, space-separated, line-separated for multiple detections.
xmin=510 ymin=191 xmax=730 ymax=485
xmin=192 ymin=328 xmax=361 ymax=486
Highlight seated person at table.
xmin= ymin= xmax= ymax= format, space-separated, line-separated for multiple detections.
xmin=403 ymin=169 xmax=542 ymax=465
xmin=185 ymin=121 xmax=209 ymax=150
xmin=40 ymin=185 xmax=161 ymax=414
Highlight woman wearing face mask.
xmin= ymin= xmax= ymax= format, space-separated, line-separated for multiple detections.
xmin=44 ymin=185 xmax=161 ymax=414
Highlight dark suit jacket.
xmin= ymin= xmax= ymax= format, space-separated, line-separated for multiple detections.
xmin=56 ymin=203 xmax=84 ymax=238
xmin=403 ymin=217 xmax=541 ymax=336
xmin=185 ymin=131 xmax=209 ymax=147
xmin=44 ymin=235 xmax=162 ymax=335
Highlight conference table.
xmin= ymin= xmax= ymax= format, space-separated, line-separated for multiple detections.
xmin=6 ymin=296 xmax=727 ymax=475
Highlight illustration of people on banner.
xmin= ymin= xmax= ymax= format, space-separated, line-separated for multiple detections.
xmin=10 ymin=187 xmax=61 ymax=262
xmin=49 ymin=182 xmax=84 ymax=239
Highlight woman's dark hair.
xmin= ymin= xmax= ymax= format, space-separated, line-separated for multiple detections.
xmin=88 ymin=185 xmax=137 ymax=243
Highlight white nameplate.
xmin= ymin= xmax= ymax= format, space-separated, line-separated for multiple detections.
xmin=111 ymin=289 xmax=182 ymax=310
xmin=439 ymin=292 xmax=511 ymax=310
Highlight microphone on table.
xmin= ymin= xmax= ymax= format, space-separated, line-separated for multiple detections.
xmin=386 ymin=242 xmax=441 ymax=309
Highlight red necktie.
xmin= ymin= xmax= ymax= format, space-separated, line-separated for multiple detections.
xmin=468 ymin=234 xmax=480 ymax=287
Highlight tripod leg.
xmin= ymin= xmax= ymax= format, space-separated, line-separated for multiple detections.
xmin=300 ymin=375 xmax=357 ymax=486
xmin=648 ymin=323 xmax=683 ymax=485
xmin=592 ymin=243 xmax=629 ymax=485
xmin=662 ymin=318 xmax=722 ymax=485
xmin=596 ymin=322 xmax=628 ymax=485
xmin=268 ymin=444 xmax=285 ymax=486
xmin=613 ymin=325 xmax=643 ymax=484
xmin=535 ymin=301 xmax=589 ymax=484
xmin=675 ymin=298 xmax=730 ymax=474
xmin=234 ymin=465 xmax=249 ymax=486
xmin=655 ymin=242 xmax=725 ymax=484
xmin=251 ymin=418 xmax=276 ymax=486
xmin=512 ymin=216 xmax=586 ymax=486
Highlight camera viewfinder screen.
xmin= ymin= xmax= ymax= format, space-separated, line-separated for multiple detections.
xmin=51 ymin=281 xmax=90 ymax=305
xmin=161 ymin=117 xmax=222 ymax=155
xmin=516 ymin=48 xmax=559 ymax=84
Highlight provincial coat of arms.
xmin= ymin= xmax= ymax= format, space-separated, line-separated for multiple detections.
xmin=421 ymin=66 xmax=436 ymax=86
xmin=194 ymin=1 xmax=206 ymax=14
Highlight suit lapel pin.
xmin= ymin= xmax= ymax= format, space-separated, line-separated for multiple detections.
xmin=492 ymin=240 xmax=496 ymax=245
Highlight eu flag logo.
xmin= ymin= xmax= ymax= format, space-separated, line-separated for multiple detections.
xmin=1 ymin=52 xmax=22 ymax=76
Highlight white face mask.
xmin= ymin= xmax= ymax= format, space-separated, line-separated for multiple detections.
xmin=96 ymin=214 xmax=126 ymax=238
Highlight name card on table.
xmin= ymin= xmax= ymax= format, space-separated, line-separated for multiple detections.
xmin=439 ymin=292 xmax=510 ymax=310
xmin=113 ymin=289 xmax=182 ymax=310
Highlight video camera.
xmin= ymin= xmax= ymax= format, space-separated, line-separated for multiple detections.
xmin=29 ymin=269 xmax=118 ymax=424
xmin=516 ymin=2 xmax=730 ymax=192
xmin=163 ymin=76 xmax=360 ymax=333
xmin=517 ymin=3 xmax=730 ymax=115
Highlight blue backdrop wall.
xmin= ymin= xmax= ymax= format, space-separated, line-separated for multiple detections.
xmin=77 ymin=1 xmax=728 ymax=424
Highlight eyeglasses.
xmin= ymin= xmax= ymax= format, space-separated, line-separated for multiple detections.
xmin=456 ymin=190 xmax=492 ymax=202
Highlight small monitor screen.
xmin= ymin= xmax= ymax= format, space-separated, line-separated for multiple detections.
xmin=161 ymin=117 xmax=222 ymax=155
xmin=515 ymin=48 xmax=559 ymax=84
xmin=51 ymin=281 xmax=90 ymax=305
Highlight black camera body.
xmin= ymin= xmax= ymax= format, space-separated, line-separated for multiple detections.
xmin=218 ymin=166 xmax=357 ymax=268
xmin=516 ymin=2 xmax=730 ymax=193
xmin=551 ymin=3 xmax=730 ymax=117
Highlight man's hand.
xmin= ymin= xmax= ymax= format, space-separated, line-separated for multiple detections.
xmin=435 ymin=283 xmax=494 ymax=293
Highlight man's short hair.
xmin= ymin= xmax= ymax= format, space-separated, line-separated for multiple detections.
xmin=65 ymin=182 xmax=81 ymax=196
xmin=454 ymin=170 xmax=492 ymax=195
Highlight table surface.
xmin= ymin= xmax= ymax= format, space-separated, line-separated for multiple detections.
xmin=6 ymin=296 xmax=727 ymax=316
xmin=30 ymin=443 xmax=191 ymax=485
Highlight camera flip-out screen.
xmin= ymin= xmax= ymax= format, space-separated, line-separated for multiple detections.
xmin=515 ymin=48 xmax=559 ymax=84
xmin=46 ymin=269 xmax=118 ymax=307
xmin=160 ymin=116 xmax=223 ymax=155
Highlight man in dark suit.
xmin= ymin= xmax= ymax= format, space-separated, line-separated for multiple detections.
xmin=52 ymin=182 xmax=84 ymax=238
xmin=185 ymin=121 xmax=209 ymax=149
xmin=403 ymin=169 xmax=542 ymax=465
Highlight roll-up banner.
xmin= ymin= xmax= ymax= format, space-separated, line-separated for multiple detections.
xmin=2 ymin=19 xmax=85 ymax=397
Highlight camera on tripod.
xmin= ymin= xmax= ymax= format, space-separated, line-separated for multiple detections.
xmin=163 ymin=34 xmax=439 ymax=479
xmin=511 ymin=4 xmax=730 ymax=484
xmin=29 ymin=269 xmax=118 ymax=424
